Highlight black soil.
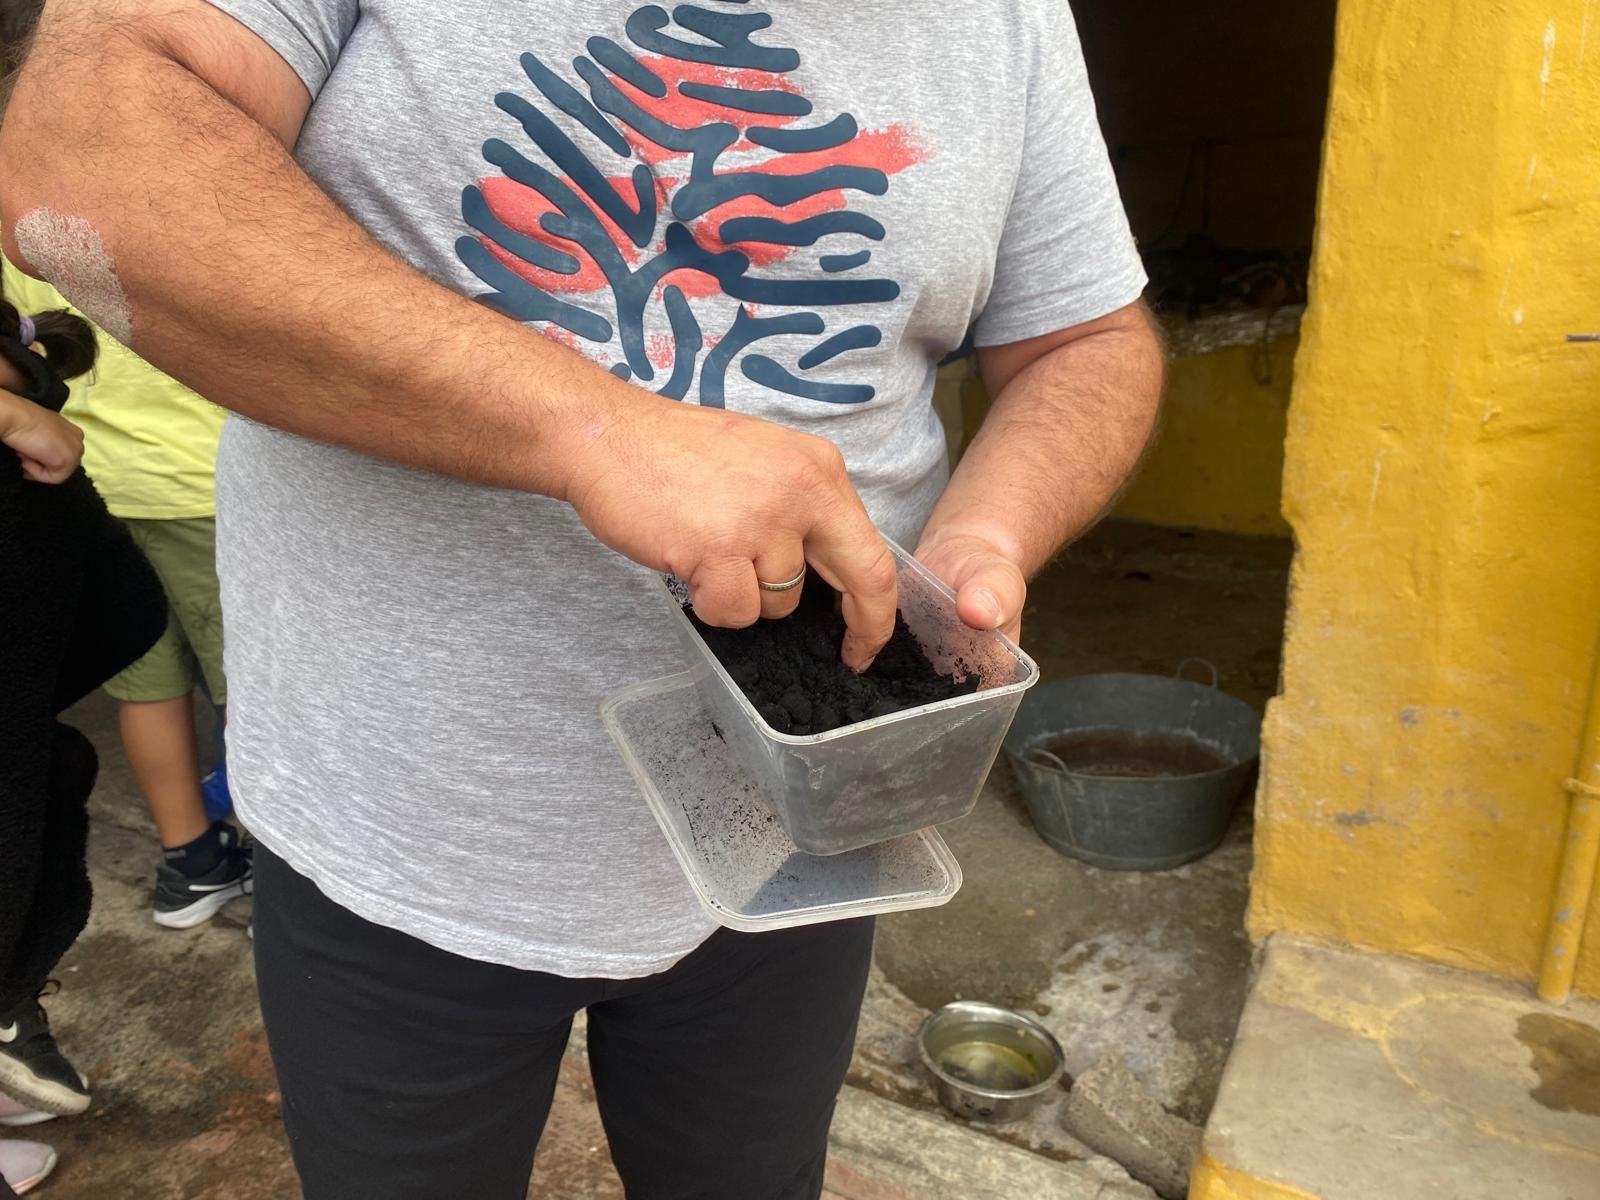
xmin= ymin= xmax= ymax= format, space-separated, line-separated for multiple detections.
xmin=687 ymin=575 xmax=979 ymax=735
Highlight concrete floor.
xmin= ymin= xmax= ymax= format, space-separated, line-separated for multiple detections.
xmin=876 ymin=520 xmax=1290 ymax=1125
xmin=10 ymin=520 xmax=1290 ymax=1198
xmin=1195 ymin=936 xmax=1600 ymax=1199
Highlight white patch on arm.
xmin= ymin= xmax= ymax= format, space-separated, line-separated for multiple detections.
xmin=13 ymin=208 xmax=134 ymax=346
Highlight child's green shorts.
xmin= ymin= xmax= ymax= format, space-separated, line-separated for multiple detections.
xmin=104 ymin=516 xmax=227 ymax=706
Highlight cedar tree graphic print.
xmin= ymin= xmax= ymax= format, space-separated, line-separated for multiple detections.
xmin=455 ymin=3 xmax=923 ymax=407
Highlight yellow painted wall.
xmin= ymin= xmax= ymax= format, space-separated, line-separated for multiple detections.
xmin=1114 ymin=339 xmax=1295 ymax=538
xmin=941 ymin=0 xmax=1338 ymax=541
xmin=945 ymin=338 xmax=1296 ymax=538
xmin=1251 ymin=0 xmax=1600 ymax=994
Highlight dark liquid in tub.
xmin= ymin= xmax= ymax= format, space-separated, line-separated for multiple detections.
xmin=1038 ymin=730 xmax=1232 ymax=778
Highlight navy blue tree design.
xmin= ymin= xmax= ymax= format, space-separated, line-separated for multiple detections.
xmin=455 ymin=3 xmax=920 ymax=407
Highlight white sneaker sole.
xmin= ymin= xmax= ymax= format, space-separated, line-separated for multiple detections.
xmin=152 ymin=875 xmax=254 ymax=930
xmin=0 ymin=1107 xmax=57 ymax=1128
xmin=0 ymin=1055 xmax=89 ymax=1117
xmin=6 ymin=1143 xmax=58 ymax=1195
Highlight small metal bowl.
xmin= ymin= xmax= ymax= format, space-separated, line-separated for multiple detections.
xmin=916 ymin=1001 xmax=1065 ymax=1123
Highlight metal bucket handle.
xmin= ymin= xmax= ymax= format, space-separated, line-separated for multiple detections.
xmin=1022 ymin=746 xmax=1078 ymax=845
xmin=1175 ymin=657 xmax=1219 ymax=689
xmin=1026 ymin=746 xmax=1071 ymax=774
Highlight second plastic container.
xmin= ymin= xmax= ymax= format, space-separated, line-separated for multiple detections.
xmin=657 ymin=540 xmax=1039 ymax=856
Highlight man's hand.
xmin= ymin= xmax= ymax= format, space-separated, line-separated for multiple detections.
xmin=570 ymin=400 xmax=897 ymax=670
xmin=0 ymin=389 xmax=85 ymax=483
xmin=915 ymin=524 xmax=1027 ymax=642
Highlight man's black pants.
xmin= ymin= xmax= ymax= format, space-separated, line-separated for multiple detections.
xmin=252 ymin=846 xmax=875 ymax=1199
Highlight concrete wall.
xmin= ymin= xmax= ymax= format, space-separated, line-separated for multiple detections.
xmin=1066 ymin=0 xmax=1336 ymax=537
xmin=1251 ymin=0 xmax=1600 ymax=995
xmin=1114 ymin=334 xmax=1296 ymax=538
xmin=1076 ymin=0 xmax=1336 ymax=254
xmin=947 ymin=333 xmax=1297 ymax=538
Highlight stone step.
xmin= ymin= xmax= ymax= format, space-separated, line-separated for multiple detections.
xmin=1194 ymin=936 xmax=1600 ymax=1200
xmin=825 ymin=1084 xmax=1155 ymax=1200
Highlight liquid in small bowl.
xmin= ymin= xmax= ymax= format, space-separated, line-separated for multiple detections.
xmin=936 ymin=1039 xmax=1043 ymax=1092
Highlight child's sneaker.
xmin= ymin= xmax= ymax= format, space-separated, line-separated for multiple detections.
xmin=152 ymin=823 xmax=253 ymax=929
xmin=0 ymin=1139 xmax=58 ymax=1195
xmin=0 ymin=992 xmax=89 ymax=1117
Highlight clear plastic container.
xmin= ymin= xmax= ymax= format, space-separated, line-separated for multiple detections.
xmin=657 ymin=539 xmax=1039 ymax=855
xmin=602 ymin=672 xmax=962 ymax=931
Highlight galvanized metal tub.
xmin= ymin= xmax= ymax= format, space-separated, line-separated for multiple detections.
xmin=1002 ymin=669 xmax=1261 ymax=871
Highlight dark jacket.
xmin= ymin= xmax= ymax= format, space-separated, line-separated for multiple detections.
xmin=0 ymin=333 xmax=167 ymax=1009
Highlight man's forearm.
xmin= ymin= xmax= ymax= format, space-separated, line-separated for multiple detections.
xmin=0 ymin=4 xmax=638 ymax=499
xmin=914 ymin=306 xmax=1163 ymax=636
xmin=928 ymin=312 xmax=1163 ymax=572
xmin=0 ymin=2 xmax=905 ymax=658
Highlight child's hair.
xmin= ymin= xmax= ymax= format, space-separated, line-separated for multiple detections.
xmin=0 ymin=297 xmax=98 ymax=381
xmin=0 ymin=0 xmax=43 ymax=115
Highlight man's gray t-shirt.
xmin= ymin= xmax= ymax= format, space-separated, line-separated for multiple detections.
xmin=207 ymin=0 xmax=1146 ymax=976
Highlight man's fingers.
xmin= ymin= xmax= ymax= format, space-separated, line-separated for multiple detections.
xmin=752 ymin=548 xmax=808 ymax=621
xmin=805 ymin=513 xmax=898 ymax=672
xmin=954 ymin=556 xmax=1026 ymax=634
xmin=573 ymin=405 xmax=896 ymax=663
xmin=914 ymin=531 xmax=1028 ymax=641
xmin=689 ymin=557 xmax=761 ymax=629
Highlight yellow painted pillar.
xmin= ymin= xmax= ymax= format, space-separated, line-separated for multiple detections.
xmin=1189 ymin=1155 xmax=1320 ymax=1200
xmin=1250 ymin=0 xmax=1600 ymax=991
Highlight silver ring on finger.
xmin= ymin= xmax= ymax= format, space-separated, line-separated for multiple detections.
xmin=757 ymin=567 xmax=807 ymax=593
